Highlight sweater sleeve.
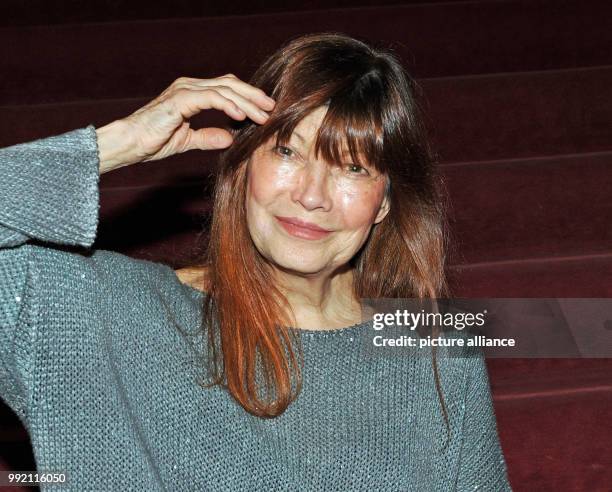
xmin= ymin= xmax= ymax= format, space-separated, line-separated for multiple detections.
xmin=455 ymin=349 xmax=513 ymax=491
xmin=0 ymin=125 xmax=100 ymax=422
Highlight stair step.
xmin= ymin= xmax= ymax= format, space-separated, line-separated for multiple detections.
xmin=493 ymin=387 xmax=612 ymax=490
xmin=422 ymin=66 xmax=612 ymax=162
xmin=1 ymin=0 xmax=610 ymax=105
xmin=0 ymin=0 xmax=470 ymax=27
xmin=443 ymin=152 xmax=612 ymax=264
xmin=447 ymin=253 xmax=612 ymax=297
xmin=488 ymin=358 xmax=612 ymax=394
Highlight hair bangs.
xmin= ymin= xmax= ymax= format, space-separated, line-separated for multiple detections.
xmin=264 ymin=84 xmax=387 ymax=177
xmin=314 ymin=98 xmax=386 ymax=175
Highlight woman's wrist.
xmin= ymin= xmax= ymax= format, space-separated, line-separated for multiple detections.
xmin=96 ymin=119 xmax=137 ymax=174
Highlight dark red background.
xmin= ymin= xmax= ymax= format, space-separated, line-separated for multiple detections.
xmin=1 ymin=1 xmax=611 ymax=490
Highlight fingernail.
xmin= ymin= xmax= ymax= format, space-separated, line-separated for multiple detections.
xmin=259 ymin=110 xmax=269 ymax=119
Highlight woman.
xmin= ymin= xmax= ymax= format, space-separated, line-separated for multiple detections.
xmin=0 ymin=33 xmax=511 ymax=490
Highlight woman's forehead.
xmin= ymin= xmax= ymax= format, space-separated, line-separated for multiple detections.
xmin=294 ymin=106 xmax=328 ymax=135
xmin=277 ymin=116 xmax=353 ymax=150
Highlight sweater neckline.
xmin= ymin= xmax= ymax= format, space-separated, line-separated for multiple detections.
xmin=287 ymin=318 xmax=374 ymax=337
xmin=182 ymin=283 xmax=374 ymax=337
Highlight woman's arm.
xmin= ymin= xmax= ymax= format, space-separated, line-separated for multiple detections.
xmin=455 ymin=349 xmax=513 ymax=491
xmin=96 ymin=119 xmax=137 ymax=175
xmin=0 ymin=74 xmax=275 ymax=419
xmin=0 ymin=125 xmax=100 ymax=250
xmin=0 ymin=124 xmax=101 ymax=421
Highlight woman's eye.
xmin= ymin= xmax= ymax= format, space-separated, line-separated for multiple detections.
xmin=345 ymin=163 xmax=370 ymax=176
xmin=274 ymin=145 xmax=294 ymax=158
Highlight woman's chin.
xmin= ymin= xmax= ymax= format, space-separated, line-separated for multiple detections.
xmin=269 ymin=255 xmax=330 ymax=276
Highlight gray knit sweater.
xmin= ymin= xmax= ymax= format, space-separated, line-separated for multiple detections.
xmin=0 ymin=125 xmax=511 ymax=491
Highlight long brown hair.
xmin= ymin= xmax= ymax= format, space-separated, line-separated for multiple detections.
xmin=197 ymin=32 xmax=451 ymax=442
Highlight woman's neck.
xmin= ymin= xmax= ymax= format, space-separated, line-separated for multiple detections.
xmin=273 ymin=265 xmax=364 ymax=330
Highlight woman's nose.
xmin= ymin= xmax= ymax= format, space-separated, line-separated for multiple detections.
xmin=291 ymin=162 xmax=333 ymax=212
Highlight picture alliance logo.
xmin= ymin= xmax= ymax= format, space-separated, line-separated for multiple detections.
xmin=372 ymin=309 xmax=488 ymax=331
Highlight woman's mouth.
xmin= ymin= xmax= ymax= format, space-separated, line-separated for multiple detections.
xmin=275 ymin=216 xmax=332 ymax=240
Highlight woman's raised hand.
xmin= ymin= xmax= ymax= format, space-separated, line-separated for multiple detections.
xmin=96 ymin=74 xmax=276 ymax=174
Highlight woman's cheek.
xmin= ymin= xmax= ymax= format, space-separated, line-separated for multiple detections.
xmin=271 ymin=161 xmax=299 ymax=189
xmin=336 ymin=187 xmax=382 ymax=229
xmin=250 ymin=160 xmax=297 ymax=202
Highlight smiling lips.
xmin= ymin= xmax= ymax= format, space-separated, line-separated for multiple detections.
xmin=275 ymin=216 xmax=332 ymax=240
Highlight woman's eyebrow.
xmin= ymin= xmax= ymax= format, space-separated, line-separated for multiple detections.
xmin=291 ymin=132 xmax=306 ymax=143
xmin=289 ymin=131 xmax=361 ymax=162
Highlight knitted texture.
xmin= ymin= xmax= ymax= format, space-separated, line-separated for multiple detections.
xmin=0 ymin=126 xmax=512 ymax=491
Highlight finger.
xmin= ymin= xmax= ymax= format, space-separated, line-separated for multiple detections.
xmin=185 ymin=127 xmax=234 ymax=151
xmin=215 ymin=75 xmax=276 ymax=110
xmin=208 ymin=85 xmax=271 ymax=124
xmin=172 ymin=87 xmax=248 ymax=121
xmin=184 ymin=75 xmax=276 ymax=111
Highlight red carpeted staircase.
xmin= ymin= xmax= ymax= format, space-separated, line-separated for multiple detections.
xmin=1 ymin=1 xmax=610 ymax=490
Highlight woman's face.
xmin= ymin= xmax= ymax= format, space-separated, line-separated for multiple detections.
xmin=245 ymin=105 xmax=390 ymax=276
